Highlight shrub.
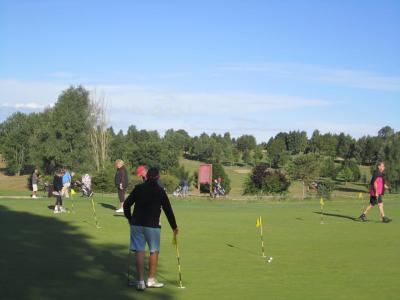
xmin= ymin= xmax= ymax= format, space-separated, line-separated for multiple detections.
xmin=336 ymin=160 xmax=361 ymax=183
xmin=170 ymin=165 xmax=193 ymax=186
xmin=317 ymin=179 xmax=336 ymax=200
xmin=320 ymin=157 xmax=336 ymax=178
xmin=244 ymin=164 xmax=290 ymax=195
xmin=212 ymin=163 xmax=231 ymax=194
xmin=92 ymin=167 xmax=116 ymax=192
xmin=160 ymin=174 xmax=180 ymax=194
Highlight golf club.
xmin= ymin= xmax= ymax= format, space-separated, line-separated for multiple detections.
xmin=173 ymin=235 xmax=185 ymax=289
xmin=91 ymin=197 xmax=101 ymax=229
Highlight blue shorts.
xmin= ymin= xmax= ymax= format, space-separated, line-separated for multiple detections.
xmin=130 ymin=225 xmax=161 ymax=253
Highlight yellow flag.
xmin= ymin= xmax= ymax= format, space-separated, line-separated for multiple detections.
xmin=256 ymin=217 xmax=261 ymax=228
xmin=320 ymin=197 xmax=325 ymax=206
xmin=358 ymin=193 xmax=362 ymax=199
xmin=71 ymin=189 xmax=76 ymax=195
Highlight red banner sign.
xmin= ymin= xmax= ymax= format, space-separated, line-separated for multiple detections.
xmin=198 ymin=164 xmax=212 ymax=184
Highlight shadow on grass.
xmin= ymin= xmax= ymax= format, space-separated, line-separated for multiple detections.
xmin=335 ymin=186 xmax=367 ymax=193
xmin=99 ymin=202 xmax=117 ymax=210
xmin=313 ymin=211 xmax=359 ymax=221
xmin=0 ymin=205 xmax=173 ymax=300
xmin=226 ymin=243 xmax=260 ymax=256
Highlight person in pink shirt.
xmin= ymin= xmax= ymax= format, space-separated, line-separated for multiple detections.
xmin=359 ymin=161 xmax=391 ymax=223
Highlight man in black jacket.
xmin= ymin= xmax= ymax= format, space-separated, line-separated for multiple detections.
xmin=115 ymin=159 xmax=129 ymax=213
xmin=123 ymin=167 xmax=179 ymax=291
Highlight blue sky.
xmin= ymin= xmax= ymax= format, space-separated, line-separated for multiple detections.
xmin=1 ymin=0 xmax=399 ymax=142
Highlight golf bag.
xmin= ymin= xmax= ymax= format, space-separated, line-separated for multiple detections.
xmin=173 ymin=185 xmax=183 ymax=197
xmin=213 ymin=180 xmax=225 ymax=198
xmin=72 ymin=174 xmax=93 ymax=197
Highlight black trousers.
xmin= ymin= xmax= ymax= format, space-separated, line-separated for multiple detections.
xmin=55 ymin=195 xmax=63 ymax=206
xmin=118 ymin=188 xmax=126 ymax=203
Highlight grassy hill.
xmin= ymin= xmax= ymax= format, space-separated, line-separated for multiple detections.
xmin=0 ymin=155 xmax=30 ymax=192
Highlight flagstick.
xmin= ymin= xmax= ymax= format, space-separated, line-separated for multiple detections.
xmin=260 ymin=216 xmax=266 ymax=258
xmin=320 ymin=204 xmax=324 ymax=224
xmin=71 ymin=194 xmax=75 ymax=214
xmin=91 ymin=197 xmax=101 ymax=229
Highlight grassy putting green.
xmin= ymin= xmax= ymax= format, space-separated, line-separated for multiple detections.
xmin=0 ymin=194 xmax=399 ymax=300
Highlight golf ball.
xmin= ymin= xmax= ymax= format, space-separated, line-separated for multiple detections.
xmin=267 ymin=257 xmax=273 ymax=263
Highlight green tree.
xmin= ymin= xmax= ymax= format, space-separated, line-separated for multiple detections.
xmin=267 ymin=135 xmax=289 ymax=168
xmin=378 ymin=126 xmax=395 ymax=139
xmin=253 ymin=146 xmax=264 ymax=164
xmin=30 ymin=86 xmax=93 ymax=173
xmin=336 ymin=166 xmax=353 ymax=185
xmin=0 ymin=112 xmax=33 ymax=175
xmin=286 ymin=131 xmax=308 ymax=154
xmin=236 ymin=135 xmax=257 ymax=153
xmin=242 ymin=150 xmax=253 ymax=165
xmin=290 ymin=153 xmax=320 ymax=199
xmin=336 ymin=133 xmax=354 ymax=159
xmin=244 ymin=164 xmax=290 ymax=195
xmin=381 ymin=133 xmax=400 ymax=191
xmin=164 ymin=129 xmax=191 ymax=153
xmin=319 ymin=157 xmax=336 ymax=179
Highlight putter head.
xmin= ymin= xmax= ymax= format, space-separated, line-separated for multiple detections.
xmin=178 ymin=286 xmax=186 ymax=289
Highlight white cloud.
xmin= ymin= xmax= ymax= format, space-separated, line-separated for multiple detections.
xmin=0 ymin=79 xmax=331 ymax=141
xmin=0 ymin=79 xmax=64 ymax=106
xmin=222 ymin=62 xmax=400 ymax=91
xmin=100 ymin=85 xmax=330 ymax=115
xmin=1 ymin=102 xmax=45 ymax=109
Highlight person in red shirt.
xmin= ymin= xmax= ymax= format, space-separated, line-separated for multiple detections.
xmin=136 ymin=165 xmax=147 ymax=182
xmin=359 ymin=161 xmax=391 ymax=223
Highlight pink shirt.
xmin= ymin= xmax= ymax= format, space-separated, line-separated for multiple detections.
xmin=370 ymin=176 xmax=384 ymax=196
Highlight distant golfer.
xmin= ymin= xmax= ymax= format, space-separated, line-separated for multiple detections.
xmin=359 ymin=161 xmax=391 ymax=223
xmin=115 ymin=159 xmax=129 ymax=213
xmin=62 ymin=168 xmax=72 ymax=198
xmin=123 ymin=167 xmax=179 ymax=291
xmin=31 ymin=169 xmax=39 ymax=199
xmin=53 ymin=169 xmax=66 ymax=213
xmin=181 ymin=178 xmax=189 ymax=197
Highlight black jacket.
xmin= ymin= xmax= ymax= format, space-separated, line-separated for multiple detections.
xmin=115 ymin=166 xmax=129 ymax=189
xmin=53 ymin=175 xmax=63 ymax=192
xmin=123 ymin=179 xmax=177 ymax=230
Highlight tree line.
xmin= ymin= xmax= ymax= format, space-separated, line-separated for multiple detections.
xmin=1 ymin=86 xmax=399 ymax=192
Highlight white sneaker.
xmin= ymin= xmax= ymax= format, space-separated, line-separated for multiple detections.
xmin=32 ymin=195 xmax=38 ymax=199
xmin=146 ymin=278 xmax=164 ymax=288
xmin=115 ymin=208 xmax=124 ymax=213
xmin=54 ymin=209 xmax=61 ymax=214
xmin=136 ymin=281 xmax=146 ymax=291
